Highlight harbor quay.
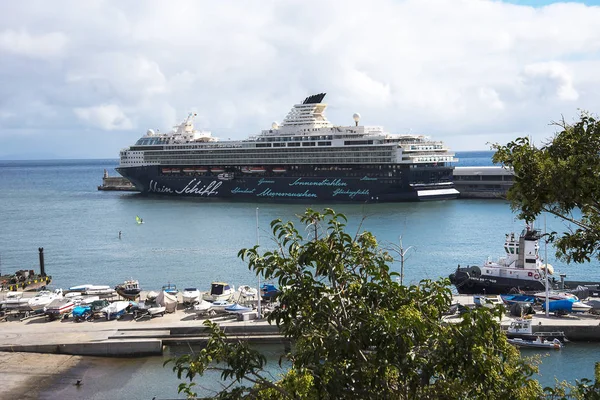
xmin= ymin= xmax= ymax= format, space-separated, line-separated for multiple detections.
xmin=2 ymin=292 xmax=600 ymax=358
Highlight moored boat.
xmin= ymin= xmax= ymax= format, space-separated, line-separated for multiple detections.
xmin=449 ymin=225 xmax=552 ymax=294
xmin=507 ymin=337 xmax=563 ymax=350
xmin=116 ymin=94 xmax=459 ymax=202
xmin=505 ymin=318 xmax=568 ymax=342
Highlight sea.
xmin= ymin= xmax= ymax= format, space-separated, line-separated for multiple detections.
xmin=1 ymin=151 xmax=599 ymax=399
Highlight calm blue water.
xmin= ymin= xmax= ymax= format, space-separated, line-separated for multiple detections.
xmin=1 ymin=151 xmax=599 ymax=398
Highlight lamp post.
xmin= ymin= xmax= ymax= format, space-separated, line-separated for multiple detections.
xmin=256 ymin=207 xmax=262 ymax=320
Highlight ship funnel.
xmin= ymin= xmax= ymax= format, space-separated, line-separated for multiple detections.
xmin=38 ymin=247 xmax=46 ymax=276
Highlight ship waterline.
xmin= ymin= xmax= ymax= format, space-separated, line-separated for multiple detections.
xmin=117 ymin=93 xmax=459 ymax=202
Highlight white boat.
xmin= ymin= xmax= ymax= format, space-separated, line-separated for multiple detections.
xmin=148 ymin=305 xmax=166 ymax=316
xmin=202 ymin=282 xmax=234 ymax=302
xmin=237 ymin=285 xmax=258 ymax=300
xmin=210 ymin=300 xmax=234 ymax=313
xmin=193 ymin=299 xmax=213 ymax=315
xmin=473 ymin=295 xmax=504 ymax=309
xmin=534 ymin=291 xmax=579 ymax=301
xmin=506 ymin=318 xmax=567 ymax=342
xmin=507 ymin=337 xmax=563 ymax=350
xmin=182 ymin=288 xmax=200 ymax=305
xmin=146 ymin=291 xmax=159 ymax=301
xmin=101 ymin=300 xmax=131 ymax=320
xmin=71 ymin=295 xmax=100 ymax=306
xmin=156 ymin=290 xmax=178 ymax=313
xmin=44 ymin=298 xmax=74 ymax=320
xmin=28 ymin=289 xmax=63 ymax=311
xmin=1 ymin=292 xmax=31 ymax=310
xmin=84 ymin=285 xmax=115 ymax=296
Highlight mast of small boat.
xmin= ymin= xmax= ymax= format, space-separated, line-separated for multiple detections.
xmin=544 ymin=214 xmax=550 ymax=317
xmin=256 ymin=207 xmax=262 ymax=319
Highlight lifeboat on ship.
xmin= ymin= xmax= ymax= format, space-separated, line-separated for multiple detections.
xmin=195 ymin=167 xmax=209 ymax=173
xmin=242 ymin=166 xmax=266 ymax=174
xmin=182 ymin=168 xmax=195 ymax=174
xmin=161 ymin=168 xmax=172 ymax=174
xmin=171 ymin=168 xmax=181 ymax=174
xmin=211 ymin=167 xmax=225 ymax=173
xmin=272 ymin=167 xmax=286 ymax=173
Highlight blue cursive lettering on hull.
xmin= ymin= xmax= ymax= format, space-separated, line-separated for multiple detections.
xmin=232 ymin=187 xmax=256 ymax=194
xmin=257 ymin=188 xmax=317 ymax=198
xmin=258 ymin=179 xmax=275 ymax=186
xmin=332 ymin=188 xmax=370 ymax=198
xmin=289 ymin=178 xmax=347 ymax=187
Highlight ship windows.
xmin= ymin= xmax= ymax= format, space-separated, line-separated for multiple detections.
xmin=318 ymin=141 xmax=331 ymax=146
xmin=302 ymin=142 xmax=315 ymax=146
xmin=287 ymin=143 xmax=300 ymax=147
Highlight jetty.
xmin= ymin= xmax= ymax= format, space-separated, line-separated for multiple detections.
xmin=2 ymin=291 xmax=600 ymax=358
xmin=97 ymin=169 xmax=138 ymax=191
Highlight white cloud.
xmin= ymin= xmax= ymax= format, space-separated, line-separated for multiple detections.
xmin=0 ymin=29 xmax=67 ymax=59
xmin=74 ymin=104 xmax=133 ymax=130
xmin=0 ymin=0 xmax=600 ymax=155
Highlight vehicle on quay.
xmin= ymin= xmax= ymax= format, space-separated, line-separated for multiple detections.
xmin=116 ymin=93 xmax=459 ymax=202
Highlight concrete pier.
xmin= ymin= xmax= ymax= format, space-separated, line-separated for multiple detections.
xmin=97 ymin=169 xmax=138 ymax=191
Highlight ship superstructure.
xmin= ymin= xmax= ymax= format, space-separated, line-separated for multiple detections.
xmin=117 ymin=93 xmax=459 ymax=202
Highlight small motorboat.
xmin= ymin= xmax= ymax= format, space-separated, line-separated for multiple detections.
xmin=182 ymin=288 xmax=200 ymax=305
xmin=237 ymin=285 xmax=258 ymax=299
xmin=162 ymin=283 xmax=179 ymax=296
xmin=132 ymin=301 xmax=166 ymax=319
xmin=71 ymin=295 xmax=100 ymax=306
xmin=115 ymin=279 xmax=141 ymax=299
xmin=507 ymin=337 xmax=563 ymax=350
xmin=1 ymin=292 xmax=31 ymax=311
xmin=44 ymin=298 xmax=74 ymax=320
xmin=203 ymin=282 xmax=235 ymax=302
xmin=225 ymin=303 xmax=253 ymax=314
xmin=193 ymin=299 xmax=213 ymax=315
xmin=101 ymin=300 xmax=132 ymax=320
xmin=83 ymin=285 xmax=115 ymax=296
xmin=28 ymin=289 xmax=63 ymax=311
xmin=534 ymin=291 xmax=579 ymax=301
xmin=210 ymin=300 xmax=234 ymax=313
xmin=505 ymin=318 xmax=568 ymax=342
xmin=541 ymin=298 xmax=593 ymax=313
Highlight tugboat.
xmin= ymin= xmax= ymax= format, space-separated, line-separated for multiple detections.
xmin=449 ymin=225 xmax=552 ymax=295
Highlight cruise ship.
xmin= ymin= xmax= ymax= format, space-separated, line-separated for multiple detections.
xmin=116 ymin=93 xmax=459 ymax=202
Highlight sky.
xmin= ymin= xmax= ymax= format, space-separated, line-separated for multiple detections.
xmin=1 ymin=0 xmax=600 ymax=159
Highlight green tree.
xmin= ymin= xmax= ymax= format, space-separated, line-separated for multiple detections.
xmin=492 ymin=112 xmax=600 ymax=263
xmin=169 ymin=208 xmax=542 ymax=399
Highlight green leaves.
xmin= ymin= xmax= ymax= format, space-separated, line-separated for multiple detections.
xmin=492 ymin=112 xmax=600 ymax=263
xmin=170 ymin=209 xmax=544 ymax=399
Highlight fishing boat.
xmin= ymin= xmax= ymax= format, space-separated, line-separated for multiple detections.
xmin=28 ymin=289 xmax=63 ymax=311
xmin=505 ymin=318 xmax=568 ymax=342
xmin=115 ymin=279 xmax=141 ymax=299
xmin=161 ymin=283 xmax=178 ymax=296
xmin=182 ymin=288 xmax=200 ymax=305
xmin=507 ymin=337 xmax=563 ymax=350
xmin=203 ymin=282 xmax=234 ymax=302
xmin=44 ymin=298 xmax=74 ymax=320
xmin=225 ymin=303 xmax=253 ymax=314
xmin=101 ymin=300 xmax=132 ymax=320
